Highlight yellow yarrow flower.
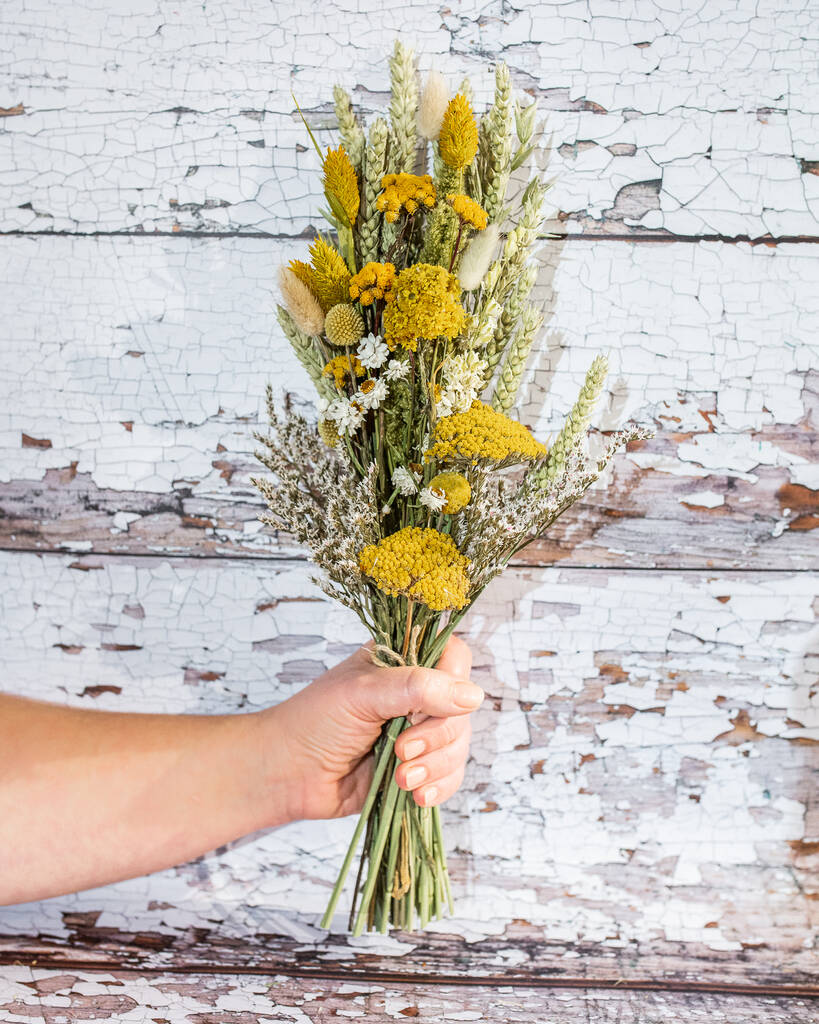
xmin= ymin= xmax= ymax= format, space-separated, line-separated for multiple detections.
xmin=358 ymin=527 xmax=471 ymax=611
xmin=382 ymin=263 xmax=466 ymax=352
xmin=446 ymin=193 xmax=488 ymax=231
xmin=439 ymin=94 xmax=478 ymax=170
xmin=377 ymin=173 xmax=437 ymax=223
xmin=349 ymin=262 xmax=397 ymax=305
xmin=309 ymin=237 xmax=352 ymax=311
xmin=426 ymin=400 xmax=547 ymax=464
xmin=323 ymin=145 xmax=359 ymax=226
xmin=427 ymin=472 xmax=471 ymax=514
xmin=323 ymin=353 xmax=365 ymax=389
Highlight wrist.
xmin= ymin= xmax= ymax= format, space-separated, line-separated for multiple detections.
xmin=245 ymin=704 xmax=307 ymax=829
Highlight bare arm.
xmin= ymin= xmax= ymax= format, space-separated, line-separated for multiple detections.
xmin=0 ymin=637 xmax=481 ymax=905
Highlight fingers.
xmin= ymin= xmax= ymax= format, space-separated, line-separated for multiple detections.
xmin=395 ymin=713 xmax=470 ymax=762
xmin=396 ymin=739 xmax=468 ymax=807
xmin=434 ymin=634 xmax=472 ymax=684
xmin=363 ymin=663 xmax=483 ymax=721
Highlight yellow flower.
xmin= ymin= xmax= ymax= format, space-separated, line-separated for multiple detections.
xmin=382 ymin=263 xmax=466 ymax=351
xmin=323 ymin=353 xmax=365 ymax=389
xmin=377 ymin=173 xmax=437 ymax=223
xmin=349 ymin=262 xmax=397 ymax=305
xmin=439 ymin=94 xmax=478 ymax=170
xmin=358 ymin=527 xmax=471 ymax=611
xmin=309 ymin=237 xmax=352 ymax=311
xmin=318 ymin=418 xmax=341 ymax=447
xmin=323 ymin=146 xmax=359 ymax=226
xmin=426 ymin=400 xmax=547 ymax=464
xmin=324 ymin=303 xmax=365 ymax=347
xmin=446 ymin=193 xmax=488 ymax=231
xmin=427 ymin=472 xmax=471 ymax=514
xmin=288 ymin=258 xmax=318 ymax=295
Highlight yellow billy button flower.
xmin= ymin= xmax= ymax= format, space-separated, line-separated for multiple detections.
xmin=377 ymin=173 xmax=437 ymax=223
xmin=349 ymin=262 xmax=397 ymax=305
xmin=382 ymin=263 xmax=466 ymax=352
xmin=427 ymin=472 xmax=471 ymax=514
xmin=323 ymin=145 xmax=360 ymax=226
xmin=323 ymin=353 xmax=365 ymax=389
xmin=358 ymin=527 xmax=471 ymax=611
xmin=439 ymin=94 xmax=478 ymax=170
xmin=426 ymin=400 xmax=547 ymax=464
xmin=446 ymin=193 xmax=488 ymax=231
xmin=324 ymin=303 xmax=365 ymax=347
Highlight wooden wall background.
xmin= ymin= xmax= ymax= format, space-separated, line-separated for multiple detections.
xmin=1 ymin=2 xmax=817 ymax=1021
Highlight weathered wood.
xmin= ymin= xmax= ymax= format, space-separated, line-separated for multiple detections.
xmin=0 ymin=551 xmax=815 ymax=981
xmin=1 ymin=1 xmax=817 ymax=237
xmin=1 ymin=236 xmax=816 ymax=568
xmin=1 ymin=967 xmax=816 ymax=1024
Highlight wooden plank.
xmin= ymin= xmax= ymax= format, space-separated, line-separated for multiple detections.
xmin=0 ymin=552 xmax=815 ymax=981
xmin=1 ymin=967 xmax=817 ymax=1024
xmin=1 ymin=2 xmax=817 ymax=237
xmin=1 ymin=236 xmax=817 ymax=569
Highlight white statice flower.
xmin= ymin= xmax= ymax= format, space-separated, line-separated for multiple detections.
xmin=316 ymin=396 xmax=331 ymax=417
xmin=353 ymin=377 xmax=388 ymax=411
xmin=383 ymin=357 xmax=410 ymax=382
xmin=392 ymin=465 xmax=419 ymax=496
xmin=357 ymin=332 xmax=389 ymax=370
xmin=419 ymin=486 xmax=447 ymax=512
xmin=326 ymin=396 xmax=365 ymax=433
xmin=437 ymin=349 xmax=488 ymax=416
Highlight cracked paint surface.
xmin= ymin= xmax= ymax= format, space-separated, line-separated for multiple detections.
xmin=0 ymin=236 xmax=816 ymax=568
xmin=1 ymin=1 xmax=818 ymax=236
xmin=0 ymin=967 xmax=817 ymax=1024
xmin=0 ymin=552 xmax=815 ymax=972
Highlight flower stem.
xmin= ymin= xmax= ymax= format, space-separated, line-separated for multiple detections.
xmin=320 ymin=715 xmax=406 ymax=929
xmin=352 ymin=767 xmax=404 ymax=936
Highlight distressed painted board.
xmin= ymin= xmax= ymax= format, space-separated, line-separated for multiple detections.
xmin=1 ymin=236 xmax=817 ymax=569
xmin=1 ymin=968 xmax=818 ymax=1024
xmin=1 ymin=1 xmax=818 ymax=237
xmin=0 ymin=552 xmax=816 ymax=983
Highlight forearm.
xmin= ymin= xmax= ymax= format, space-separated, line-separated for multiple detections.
xmin=0 ymin=695 xmax=292 ymax=905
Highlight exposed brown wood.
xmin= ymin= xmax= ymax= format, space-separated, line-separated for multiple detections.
xmin=1 ymin=966 xmax=816 ymax=1024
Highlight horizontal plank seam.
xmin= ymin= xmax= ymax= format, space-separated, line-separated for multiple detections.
xmin=1 ymin=954 xmax=817 ymax=997
xmin=0 ymin=544 xmax=815 ymax=573
xmin=2 ymin=230 xmax=819 ymax=245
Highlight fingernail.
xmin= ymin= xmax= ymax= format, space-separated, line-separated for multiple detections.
xmin=422 ymin=786 xmax=438 ymax=806
xmin=404 ymin=764 xmax=427 ymax=788
xmin=454 ymin=681 xmax=484 ymax=709
xmin=403 ymin=739 xmax=425 ymax=760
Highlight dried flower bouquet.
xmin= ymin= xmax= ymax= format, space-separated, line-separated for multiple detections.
xmin=252 ymin=42 xmax=650 ymax=935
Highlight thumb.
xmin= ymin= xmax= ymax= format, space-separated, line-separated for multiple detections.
xmin=354 ymin=664 xmax=484 ymax=723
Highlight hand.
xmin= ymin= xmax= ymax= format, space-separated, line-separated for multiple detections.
xmin=262 ymin=635 xmax=481 ymax=823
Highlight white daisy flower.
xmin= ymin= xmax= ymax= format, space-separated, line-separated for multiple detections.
xmin=392 ymin=466 xmax=419 ymax=496
xmin=419 ymin=486 xmax=447 ymax=512
xmin=353 ymin=377 xmax=389 ymax=411
xmin=357 ymin=332 xmax=390 ymax=370
xmin=383 ymin=358 xmax=411 ymax=382
xmin=326 ymin=396 xmax=365 ymax=433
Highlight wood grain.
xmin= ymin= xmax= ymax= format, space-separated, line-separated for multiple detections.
xmin=1 ymin=966 xmax=817 ymax=1024
xmin=1 ymin=236 xmax=816 ymax=569
xmin=0 ymin=552 xmax=815 ymax=980
xmin=1 ymin=2 xmax=817 ymax=238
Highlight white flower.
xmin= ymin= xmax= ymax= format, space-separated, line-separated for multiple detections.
xmin=357 ymin=332 xmax=389 ymax=370
xmin=326 ymin=397 xmax=364 ymax=433
xmin=437 ymin=350 xmax=487 ymax=415
xmin=392 ymin=466 xmax=419 ymax=496
xmin=383 ymin=357 xmax=411 ymax=382
xmin=417 ymin=70 xmax=449 ymax=141
xmin=458 ymin=223 xmax=500 ymax=291
xmin=419 ymin=486 xmax=447 ymax=512
xmin=316 ymin=397 xmax=331 ymax=417
xmin=353 ymin=377 xmax=388 ymax=411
